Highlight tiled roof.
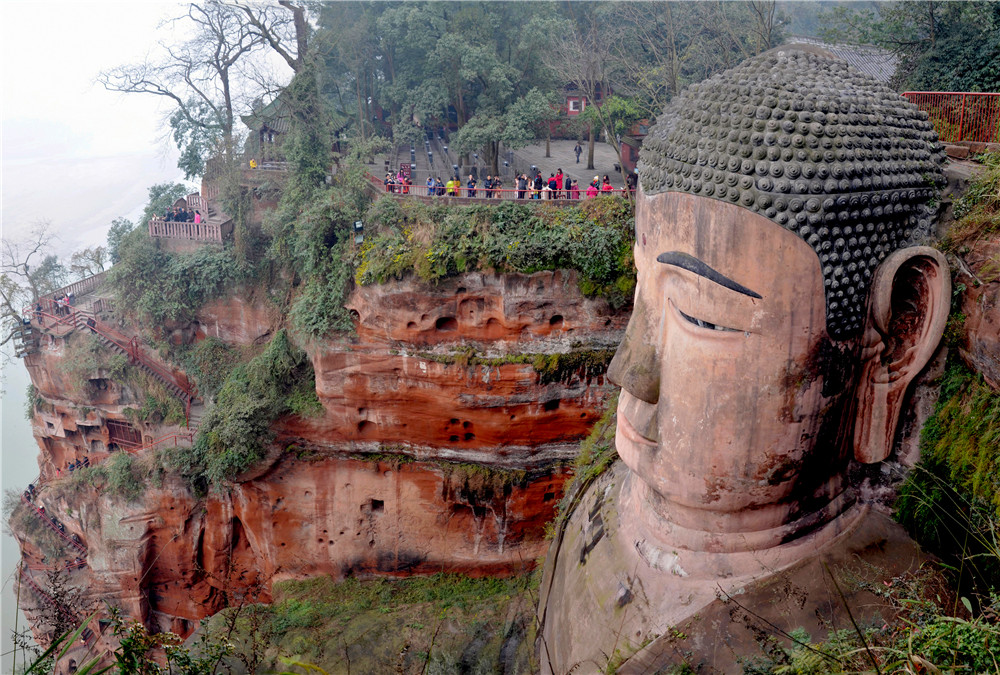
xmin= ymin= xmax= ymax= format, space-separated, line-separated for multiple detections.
xmin=786 ymin=37 xmax=899 ymax=83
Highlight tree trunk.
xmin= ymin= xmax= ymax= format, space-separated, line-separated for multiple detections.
xmin=488 ymin=141 xmax=500 ymax=176
xmin=545 ymin=128 xmax=551 ymax=158
xmin=587 ymin=122 xmax=595 ymax=170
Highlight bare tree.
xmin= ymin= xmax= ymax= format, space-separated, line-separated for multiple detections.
xmin=1 ymin=224 xmax=56 ymax=348
xmin=544 ymin=13 xmax=627 ymax=178
xmin=69 ymin=247 xmax=107 ymax=280
xmin=98 ymin=1 xmax=268 ymax=169
xmin=232 ymin=0 xmax=309 ymax=73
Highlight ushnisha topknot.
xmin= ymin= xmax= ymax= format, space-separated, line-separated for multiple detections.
xmin=637 ymin=47 xmax=946 ymax=339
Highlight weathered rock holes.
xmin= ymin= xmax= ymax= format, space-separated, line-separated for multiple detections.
xmin=435 ymin=316 xmax=458 ymax=331
xmin=357 ymin=420 xmax=373 ymax=434
xmin=406 ymin=321 xmax=417 ymax=330
xmin=449 ymin=435 xmax=461 ymax=442
xmin=543 ymin=399 xmax=561 ymax=411
xmin=349 ymin=309 xmax=360 ymax=322
xmin=464 ymin=433 xmax=475 ymax=441
xmin=550 ymin=315 xmax=564 ymax=327
xmin=462 ymin=421 xmax=472 ymax=429
xmin=457 ymin=287 xmax=467 ymax=294
xmin=371 ymin=499 xmax=384 ymax=513
xmin=544 ymin=492 xmax=555 ymax=502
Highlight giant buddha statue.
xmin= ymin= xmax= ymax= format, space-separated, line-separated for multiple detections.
xmin=538 ymin=47 xmax=951 ymax=672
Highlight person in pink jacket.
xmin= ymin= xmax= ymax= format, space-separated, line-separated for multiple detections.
xmin=585 ymin=182 xmax=599 ymax=199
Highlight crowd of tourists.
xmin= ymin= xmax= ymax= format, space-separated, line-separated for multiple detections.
xmin=164 ymin=205 xmax=202 ymax=223
xmin=385 ymin=167 xmax=637 ymax=200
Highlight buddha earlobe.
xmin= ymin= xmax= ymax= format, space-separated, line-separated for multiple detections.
xmin=853 ymin=247 xmax=951 ymax=463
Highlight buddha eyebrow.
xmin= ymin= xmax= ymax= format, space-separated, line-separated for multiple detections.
xmin=656 ymin=251 xmax=762 ymax=299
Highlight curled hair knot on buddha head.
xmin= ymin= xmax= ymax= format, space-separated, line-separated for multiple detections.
xmin=637 ymin=47 xmax=947 ymax=340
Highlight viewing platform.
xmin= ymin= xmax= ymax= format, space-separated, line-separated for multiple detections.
xmin=148 ymin=191 xmax=232 ymax=246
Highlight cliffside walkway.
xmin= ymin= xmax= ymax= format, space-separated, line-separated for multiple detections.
xmin=20 ymin=493 xmax=88 ymax=557
xmin=365 ymin=171 xmax=635 ymax=204
xmin=30 ymin=307 xmax=199 ymax=425
xmin=18 ymin=569 xmax=99 ymax=649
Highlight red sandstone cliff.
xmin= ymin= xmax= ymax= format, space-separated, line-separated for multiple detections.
xmin=12 ymin=270 xmax=626 ymax=642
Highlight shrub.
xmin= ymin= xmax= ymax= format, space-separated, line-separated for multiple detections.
xmin=184 ymin=330 xmax=321 ymax=489
xmin=945 ymin=151 xmax=1000 ymax=250
xmin=896 ymin=359 xmax=1000 ymax=591
xmin=104 ymin=453 xmax=144 ymax=502
xmin=109 ymin=229 xmax=249 ymax=325
xmin=354 ymin=197 xmax=636 ymax=305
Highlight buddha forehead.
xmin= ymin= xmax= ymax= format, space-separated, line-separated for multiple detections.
xmin=636 ymin=47 xmax=946 ymax=339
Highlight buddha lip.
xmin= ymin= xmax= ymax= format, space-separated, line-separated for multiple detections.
xmin=617 ymin=396 xmax=658 ymax=448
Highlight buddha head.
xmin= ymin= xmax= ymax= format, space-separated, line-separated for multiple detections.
xmin=607 ymin=48 xmax=951 ymax=553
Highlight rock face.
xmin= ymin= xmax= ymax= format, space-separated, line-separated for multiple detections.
xmin=956 ymin=236 xmax=1000 ymax=388
xmin=12 ymin=270 xmax=626 ymax=640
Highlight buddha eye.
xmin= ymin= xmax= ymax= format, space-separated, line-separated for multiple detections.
xmin=677 ymin=308 xmax=741 ymax=333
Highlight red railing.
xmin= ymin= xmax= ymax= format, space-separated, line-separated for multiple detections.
xmin=121 ymin=430 xmax=197 ymax=457
xmin=26 ymin=558 xmax=88 ymax=572
xmin=20 ymin=493 xmax=87 ymax=556
xmin=26 ymin=308 xmax=198 ymax=416
xmin=367 ymin=172 xmax=634 ymax=202
xmin=903 ymin=91 xmax=1000 ymax=144
xmin=18 ymin=569 xmax=98 ymax=646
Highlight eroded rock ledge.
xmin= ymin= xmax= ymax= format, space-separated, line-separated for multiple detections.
xmin=13 ymin=269 xmax=628 ymax=639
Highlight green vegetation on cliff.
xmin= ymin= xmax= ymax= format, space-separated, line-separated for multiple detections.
xmin=945 ymin=151 xmax=1000 ymax=265
xmin=356 ymin=196 xmax=636 ymax=308
xmin=203 ymin=573 xmax=538 ymax=674
xmin=174 ymin=330 xmax=321 ymax=492
xmin=895 ymin=360 xmax=1000 ymax=591
xmin=109 ymin=231 xmax=250 ymax=325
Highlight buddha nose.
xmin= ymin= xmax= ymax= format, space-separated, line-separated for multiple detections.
xmin=607 ymin=297 xmax=660 ymax=404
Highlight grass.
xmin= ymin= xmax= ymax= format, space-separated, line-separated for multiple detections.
xmin=203 ymin=573 xmax=539 ymax=674
xmin=945 ymin=151 xmax=1000 ymax=253
xmin=355 ymin=196 xmax=636 ymax=308
xmin=545 ymin=392 xmax=618 ymax=540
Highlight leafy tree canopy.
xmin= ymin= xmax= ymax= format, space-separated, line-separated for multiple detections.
xmin=821 ymin=0 xmax=1000 ymax=91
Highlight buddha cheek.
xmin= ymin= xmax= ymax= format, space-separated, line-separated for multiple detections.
xmin=653 ymin=329 xmax=791 ymax=510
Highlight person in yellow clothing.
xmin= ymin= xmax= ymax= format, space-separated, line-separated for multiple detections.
xmin=249 ymin=158 xmax=258 ymax=169
xmin=446 ymin=177 xmax=458 ymax=196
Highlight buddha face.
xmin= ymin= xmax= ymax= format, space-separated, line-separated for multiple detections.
xmin=608 ymin=190 xmax=861 ymax=543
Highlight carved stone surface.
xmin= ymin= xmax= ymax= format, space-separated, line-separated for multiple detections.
xmin=540 ymin=48 xmax=952 ymax=673
xmin=638 ymin=48 xmax=947 ymax=338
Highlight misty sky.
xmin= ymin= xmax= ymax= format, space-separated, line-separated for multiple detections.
xmin=1 ymin=2 xmax=193 ymax=257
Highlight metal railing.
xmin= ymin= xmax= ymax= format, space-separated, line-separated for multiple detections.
xmin=26 ymin=308 xmax=198 ymax=417
xmin=903 ymin=91 xmax=1000 ymax=144
xmin=20 ymin=493 xmax=88 ymax=555
xmin=368 ymin=172 xmax=633 ymax=202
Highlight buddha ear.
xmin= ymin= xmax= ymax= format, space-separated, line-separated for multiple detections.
xmin=854 ymin=246 xmax=951 ymax=463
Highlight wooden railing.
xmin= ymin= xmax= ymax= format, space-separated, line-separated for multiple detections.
xmin=185 ymin=193 xmax=209 ymax=211
xmin=903 ymin=91 xmax=1000 ymax=144
xmin=148 ymin=217 xmax=223 ymax=243
xmin=39 ymin=271 xmax=108 ymax=307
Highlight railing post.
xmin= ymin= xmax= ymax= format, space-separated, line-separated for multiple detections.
xmin=958 ymin=94 xmax=967 ymax=143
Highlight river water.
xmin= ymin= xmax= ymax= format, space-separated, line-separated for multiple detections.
xmin=1 ymin=151 xmax=185 ymax=673
xmin=2 ymin=360 xmax=41 ymax=673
